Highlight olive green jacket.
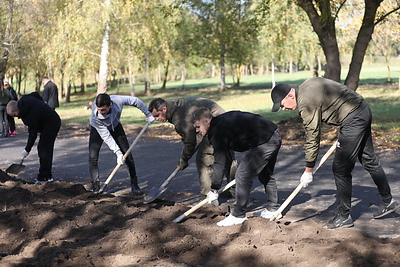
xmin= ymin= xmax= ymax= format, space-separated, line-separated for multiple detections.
xmin=166 ymin=97 xmax=225 ymax=161
xmin=0 ymin=89 xmax=12 ymax=105
xmin=297 ymin=77 xmax=363 ymax=167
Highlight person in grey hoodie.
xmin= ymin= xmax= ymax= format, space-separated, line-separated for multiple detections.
xmin=89 ymin=93 xmax=155 ymax=194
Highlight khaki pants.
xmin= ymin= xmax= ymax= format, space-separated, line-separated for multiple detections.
xmin=196 ymin=135 xmax=237 ymax=195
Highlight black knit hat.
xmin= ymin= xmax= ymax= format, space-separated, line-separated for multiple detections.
xmin=271 ymin=84 xmax=291 ymax=112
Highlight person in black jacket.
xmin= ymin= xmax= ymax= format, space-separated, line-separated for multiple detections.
xmin=7 ymin=92 xmax=61 ymax=184
xmin=42 ymin=77 xmax=59 ymax=109
xmin=192 ymin=108 xmax=282 ymax=227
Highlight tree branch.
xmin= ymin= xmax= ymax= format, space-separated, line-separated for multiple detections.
xmin=374 ymin=6 xmax=400 ymax=26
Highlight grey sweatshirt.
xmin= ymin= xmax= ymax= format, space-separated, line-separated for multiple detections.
xmin=90 ymin=95 xmax=151 ymax=154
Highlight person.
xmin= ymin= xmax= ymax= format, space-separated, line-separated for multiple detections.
xmin=6 ymin=92 xmax=61 ymax=184
xmin=0 ymin=82 xmax=13 ymax=138
xmin=192 ymin=108 xmax=282 ymax=226
xmin=4 ymin=81 xmax=18 ymax=136
xmin=89 ymin=93 xmax=155 ymax=195
xmin=42 ymin=77 xmax=59 ymax=110
xmin=148 ymin=97 xmax=237 ymax=197
xmin=271 ymin=77 xmax=398 ymax=229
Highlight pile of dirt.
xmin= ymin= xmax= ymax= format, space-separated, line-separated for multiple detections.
xmin=0 ymin=169 xmax=399 ymax=266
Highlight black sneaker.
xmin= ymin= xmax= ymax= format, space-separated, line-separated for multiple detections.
xmin=131 ymin=184 xmax=144 ymax=195
xmin=325 ymin=214 xmax=354 ymax=229
xmin=373 ymin=199 xmax=399 ymax=219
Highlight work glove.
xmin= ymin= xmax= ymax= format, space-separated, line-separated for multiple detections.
xmin=146 ymin=115 xmax=155 ymax=124
xmin=21 ymin=150 xmax=29 ymax=159
xmin=116 ymin=151 xmax=124 ymax=165
xmin=206 ymin=189 xmax=219 ymax=204
xmin=300 ymin=172 xmax=313 ymax=188
xmin=177 ymin=158 xmax=189 ymax=170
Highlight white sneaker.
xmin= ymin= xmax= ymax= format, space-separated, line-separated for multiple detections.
xmin=260 ymin=209 xmax=282 ymax=220
xmin=217 ymin=214 xmax=248 ymax=227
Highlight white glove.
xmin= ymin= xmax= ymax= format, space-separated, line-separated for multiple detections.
xmin=21 ymin=150 xmax=29 ymax=158
xmin=206 ymin=189 xmax=219 ymax=204
xmin=116 ymin=151 xmax=124 ymax=165
xmin=146 ymin=115 xmax=155 ymax=124
xmin=300 ymin=172 xmax=313 ymax=188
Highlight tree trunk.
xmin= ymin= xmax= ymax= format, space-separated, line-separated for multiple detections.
xmin=127 ymin=56 xmax=135 ymax=96
xmin=344 ymin=0 xmax=383 ymax=90
xmin=80 ymin=70 xmax=86 ymax=93
xmin=144 ymin=54 xmax=151 ymax=96
xmin=65 ymin=82 xmax=71 ymax=103
xmin=297 ymin=0 xmax=341 ymax=82
xmin=271 ymin=61 xmax=275 ymax=88
xmin=161 ymin=60 xmax=170 ymax=90
xmin=219 ymin=45 xmax=226 ymax=92
xmin=97 ymin=21 xmax=110 ymax=94
xmin=181 ymin=63 xmax=187 ymax=90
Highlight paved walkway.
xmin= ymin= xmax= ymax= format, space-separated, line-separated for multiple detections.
xmin=1 ymin=127 xmax=399 ymax=238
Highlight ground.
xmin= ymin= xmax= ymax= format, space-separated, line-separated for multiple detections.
xmin=0 ymin=119 xmax=399 ymax=266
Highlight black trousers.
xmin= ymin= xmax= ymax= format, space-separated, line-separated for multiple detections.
xmin=89 ymin=123 xmax=138 ymax=186
xmin=37 ymin=119 xmax=61 ymax=180
xmin=333 ymin=101 xmax=392 ymax=217
xmin=7 ymin=114 xmax=16 ymax=132
xmin=231 ymin=130 xmax=282 ymax=217
xmin=0 ymin=105 xmax=9 ymax=136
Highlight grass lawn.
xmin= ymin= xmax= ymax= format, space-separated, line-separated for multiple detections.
xmin=14 ymin=65 xmax=400 ymax=146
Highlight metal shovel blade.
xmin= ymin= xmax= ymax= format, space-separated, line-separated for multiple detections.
xmin=6 ymin=163 xmax=25 ymax=175
xmin=143 ymin=187 xmax=165 ymax=204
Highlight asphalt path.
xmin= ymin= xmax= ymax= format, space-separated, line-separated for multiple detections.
xmin=1 ymin=126 xmax=399 ymax=238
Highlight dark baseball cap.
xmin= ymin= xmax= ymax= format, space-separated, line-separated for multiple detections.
xmin=271 ymin=84 xmax=291 ymax=112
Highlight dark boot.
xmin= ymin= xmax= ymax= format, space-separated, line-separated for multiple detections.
xmin=131 ymin=177 xmax=144 ymax=195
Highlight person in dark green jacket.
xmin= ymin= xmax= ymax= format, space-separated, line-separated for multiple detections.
xmin=148 ymin=97 xmax=237 ymax=197
xmin=271 ymin=77 xmax=398 ymax=229
xmin=0 ymin=83 xmax=12 ymax=138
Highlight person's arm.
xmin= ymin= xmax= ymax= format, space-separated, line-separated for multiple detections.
xmin=180 ymin=127 xmax=197 ymax=162
xmin=42 ymin=86 xmax=49 ymax=103
xmin=25 ymin=128 xmax=38 ymax=153
xmin=89 ymin=117 xmax=121 ymax=155
xmin=299 ymin=106 xmax=322 ymax=168
xmin=120 ymin=96 xmax=152 ymax=117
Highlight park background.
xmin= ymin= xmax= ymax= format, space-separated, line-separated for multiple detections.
xmin=2 ymin=0 xmax=399 ymax=147
xmin=1 ymin=1 xmax=400 ymax=266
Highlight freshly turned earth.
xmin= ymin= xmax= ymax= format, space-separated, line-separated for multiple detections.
xmin=0 ymin=120 xmax=399 ymax=266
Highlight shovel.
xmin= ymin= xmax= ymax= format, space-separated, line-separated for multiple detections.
xmin=172 ymin=179 xmax=236 ymax=223
xmin=144 ymin=145 xmax=200 ymax=204
xmin=93 ymin=123 xmax=149 ymax=196
xmin=270 ymin=140 xmax=338 ymax=221
xmin=143 ymin=166 xmax=180 ymax=204
xmin=6 ymin=158 xmax=26 ymax=175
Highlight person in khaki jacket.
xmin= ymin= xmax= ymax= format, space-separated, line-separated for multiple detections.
xmin=271 ymin=77 xmax=398 ymax=229
xmin=148 ymin=97 xmax=237 ymax=197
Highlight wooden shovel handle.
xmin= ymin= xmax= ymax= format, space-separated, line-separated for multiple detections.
xmin=172 ymin=179 xmax=236 ymax=223
xmin=270 ymin=141 xmax=337 ymax=221
xmin=95 ymin=123 xmax=149 ymax=194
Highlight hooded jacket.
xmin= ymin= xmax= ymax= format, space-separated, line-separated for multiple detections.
xmin=90 ymin=95 xmax=151 ymax=154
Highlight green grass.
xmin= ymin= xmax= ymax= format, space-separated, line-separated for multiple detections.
xmin=15 ymin=64 xmax=400 ymax=146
